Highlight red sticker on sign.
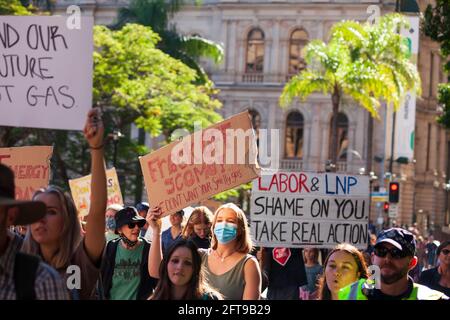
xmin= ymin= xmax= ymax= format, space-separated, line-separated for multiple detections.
xmin=272 ymin=247 xmax=291 ymax=266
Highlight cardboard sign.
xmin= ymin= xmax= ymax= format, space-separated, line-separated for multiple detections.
xmin=0 ymin=16 xmax=93 ymax=130
xmin=69 ymin=167 xmax=123 ymax=216
xmin=0 ymin=146 xmax=53 ymax=200
xmin=250 ymin=171 xmax=369 ymax=249
xmin=140 ymin=111 xmax=260 ymax=216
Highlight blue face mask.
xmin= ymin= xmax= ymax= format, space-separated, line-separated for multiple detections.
xmin=106 ymin=217 xmax=116 ymax=231
xmin=214 ymin=222 xmax=237 ymax=244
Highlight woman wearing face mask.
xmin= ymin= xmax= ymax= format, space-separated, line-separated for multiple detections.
xmin=148 ymin=203 xmax=261 ymax=300
xmin=317 ymin=243 xmax=369 ymax=300
xmin=181 ymin=206 xmax=213 ymax=250
xmin=105 ymin=204 xmax=123 ymax=242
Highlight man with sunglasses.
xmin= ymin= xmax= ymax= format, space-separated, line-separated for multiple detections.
xmin=419 ymin=240 xmax=450 ymax=297
xmin=339 ymin=228 xmax=448 ymax=300
xmin=99 ymin=206 xmax=157 ymax=300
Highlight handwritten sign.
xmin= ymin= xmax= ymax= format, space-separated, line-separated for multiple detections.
xmin=0 ymin=16 xmax=93 ymax=130
xmin=140 ymin=111 xmax=260 ymax=216
xmin=69 ymin=168 xmax=123 ymax=216
xmin=250 ymin=171 xmax=369 ymax=249
xmin=0 ymin=146 xmax=53 ymax=200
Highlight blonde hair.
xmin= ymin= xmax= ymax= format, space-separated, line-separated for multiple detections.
xmin=210 ymin=203 xmax=253 ymax=254
xmin=182 ymin=206 xmax=213 ymax=239
xmin=21 ymin=186 xmax=82 ymax=270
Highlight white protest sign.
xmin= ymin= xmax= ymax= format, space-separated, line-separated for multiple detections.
xmin=0 ymin=16 xmax=93 ymax=130
xmin=250 ymin=171 xmax=369 ymax=249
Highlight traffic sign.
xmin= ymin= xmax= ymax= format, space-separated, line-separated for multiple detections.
xmin=388 ymin=203 xmax=398 ymax=218
xmin=371 ymin=192 xmax=388 ymax=202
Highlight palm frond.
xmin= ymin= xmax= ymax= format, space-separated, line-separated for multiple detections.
xmin=280 ymin=70 xmax=333 ymax=107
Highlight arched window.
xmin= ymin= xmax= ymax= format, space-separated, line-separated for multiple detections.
xmin=329 ymin=112 xmax=349 ymax=160
xmin=285 ymin=111 xmax=304 ymax=158
xmin=246 ymin=28 xmax=265 ymax=73
xmin=248 ymin=109 xmax=261 ymax=147
xmin=289 ymin=29 xmax=308 ymax=75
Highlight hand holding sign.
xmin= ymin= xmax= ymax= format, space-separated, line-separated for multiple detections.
xmin=147 ymin=206 xmax=163 ymax=233
xmin=84 ymin=108 xmax=104 ymax=149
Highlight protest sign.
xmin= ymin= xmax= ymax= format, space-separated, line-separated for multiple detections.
xmin=0 ymin=146 xmax=52 ymax=200
xmin=0 ymin=16 xmax=93 ymax=130
xmin=69 ymin=168 xmax=123 ymax=216
xmin=250 ymin=171 xmax=369 ymax=249
xmin=140 ymin=111 xmax=260 ymax=216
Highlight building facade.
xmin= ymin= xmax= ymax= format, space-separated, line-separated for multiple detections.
xmin=54 ymin=0 xmax=450 ymax=237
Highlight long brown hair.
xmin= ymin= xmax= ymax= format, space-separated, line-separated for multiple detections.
xmin=182 ymin=206 xmax=213 ymax=239
xmin=317 ymin=243 xmax=369 ymax=300
xmin=210 ymin=203 xmax=253 ymax=254
xmin=21 ymin=186 xmax=82 ymax=270
xmin=149 ymin=239 xmax=222 ymax=300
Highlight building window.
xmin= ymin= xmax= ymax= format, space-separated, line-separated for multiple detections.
xmin=329 ymin=112 xmax=349 ymax=161
xmin=285 ymin=111 xmax=304 ymax=158
xmin=248 ymin=109 xmax=261 ymax=147
xmin=289 ymin=29 xmax=308 ymax=75
xmin=428 ymin=52 xmax=436 ymax=98
xmin=246 ymin=28 xmax=264 ymax=73
xmin=426 ymin=123 xmax=431 ymax=171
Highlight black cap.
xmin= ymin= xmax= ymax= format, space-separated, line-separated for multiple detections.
xmin=136 ymin=202 xmax=149 ymax=212
xmin=376 ymin=227 xmax=416 ymax=256
xmin=114 ymin=206 xmax=146 ymax=233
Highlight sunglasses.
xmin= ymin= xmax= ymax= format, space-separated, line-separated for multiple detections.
xmin=127 ymin=222 xmax=142 ymax=229
xmin=374 ymin=246 xmax=409 ymax=259
xmin=441 ymin=249 xmax=450 ymax=256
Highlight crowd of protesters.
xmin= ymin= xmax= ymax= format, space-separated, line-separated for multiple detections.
xmin=1 ymin=109 xmax=449 ymax=300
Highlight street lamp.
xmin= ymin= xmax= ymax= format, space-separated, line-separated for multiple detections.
xmin=108 ymin=129 xmax=123 ymax=167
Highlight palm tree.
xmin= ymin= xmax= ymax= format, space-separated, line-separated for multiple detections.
xmin=113 ymin=0 xmax=223 ymax=84
xmin=280 ymin=14 xmax=421 ymax=169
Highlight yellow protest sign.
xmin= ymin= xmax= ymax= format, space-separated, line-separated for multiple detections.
xmin=69 ymin=167 xmax=123 ymax=216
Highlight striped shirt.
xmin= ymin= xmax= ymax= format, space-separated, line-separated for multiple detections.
xmin=0 ymin=231 xmax=69 ymax=300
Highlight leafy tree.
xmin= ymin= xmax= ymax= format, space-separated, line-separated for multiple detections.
xmin=113 ymin=0 xmax=223 ymax=84
xmin=0 ymin=0 xmax=31 ymax=14
xmin=280 ymin=14 xmax=421 ymax=168
xmin=423 ymin=0 xmax=450 ymax=128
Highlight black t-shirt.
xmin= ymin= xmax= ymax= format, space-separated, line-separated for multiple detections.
xmin=365 ymin=278 xmax=414 ymax=300
xmin=419 ymin=267 xmax=450 ymax=297
xmin=189 ymin=235 xmax=211 ymax=250
xmin=263 ymin=247 xmax=307 ymax=288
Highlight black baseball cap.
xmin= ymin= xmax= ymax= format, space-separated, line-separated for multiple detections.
xmin=376 ymin=227 xmax=416 ymax=256
xmin=136 ymin=202 xmax=149 ymax=212
xmin=114 ymin=206 xmax=146 ymax=233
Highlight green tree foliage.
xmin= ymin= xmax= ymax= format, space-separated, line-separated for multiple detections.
xmin=93 ymin=24 xmax=222 ymax=139
xmin=280 ymin=14 xmax=421 ymax=167
xmin=0 ymin=0 xmax=31 ymax=14
xmin=423 ymin=0 xmax=450 ymax=128
xmin=113 ymin=0 xmax=223 ymax=84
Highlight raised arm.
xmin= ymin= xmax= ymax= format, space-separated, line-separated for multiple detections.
xmin=243 ymin=257 xmax=262 ymax=300
xmin=83 ymin=108 xmax=107 ymax=263
xmin=147 ymin=206 xmax=163 ymax=278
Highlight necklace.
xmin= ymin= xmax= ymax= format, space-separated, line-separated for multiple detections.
xmin=214 ymin=250 xmax=234 ymax=262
